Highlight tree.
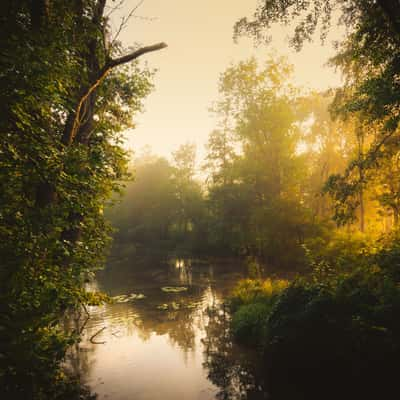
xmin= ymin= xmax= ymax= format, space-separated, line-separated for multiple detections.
xmin=371 ymin=151 xmax=400 ymax=228
xmin=171 ymin=143 xmax=204 ymax=237
xmin=235 ymin=1 xmax=400 ymax=227
xmin=204 ymin=129 xmax=236 ymax=187
xmin=107 ymin=154 xmax=177 ymax=247
xmin=204 ymin=129 xmax=243 ymax=252
xmin=206 ymin=58 xmax=316 ymax=264
xmin=108 ymin=145 xmax=207 ymax=254
xmin=299 ymin=92 xmax=352 ymax=221
xmin=0 ymin=1 xmax=166 ymax=395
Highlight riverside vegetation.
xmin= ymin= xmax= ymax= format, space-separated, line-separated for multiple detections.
xmin=0 ymin=1 xmax=165 ymax=398
xmin=226 ymin=2 xmax=400 ymax=398
xmin=2 ymin=1 xmax=400 ymax=399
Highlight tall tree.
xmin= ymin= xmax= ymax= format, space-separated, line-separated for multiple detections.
xmin=207 ymin=58 xmax=316 ymax=264
xmin=171 ymin=143 xmax=203 ymax=236
xmin=300 ymin=92 xmax=353 ymax=221
xmin=236 ymin=1 xmax=400 ymax=228
xmin=0 ymin=1 xmax=166 ymax=395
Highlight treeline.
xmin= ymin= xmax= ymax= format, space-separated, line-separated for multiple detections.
xmin=110 ymin=57 xmax=399 ymax=267
xmin=108 ymin=145 xmax=205 ymax=254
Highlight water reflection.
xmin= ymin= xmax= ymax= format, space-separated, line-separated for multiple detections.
xmin=172 ymin=258 xmax=193 ymax=286
xmin=78 ymin=257 xmax=255 ymax=400
xmin=203 ymin=307 xmax=269 ymax=400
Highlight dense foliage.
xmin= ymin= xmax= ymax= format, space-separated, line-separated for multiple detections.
xmin=0 ymin=1 xmax=164 ymax=398
xmin=218 ymin=2 xmax=400 ymax=399
xmin=107 ymin=147 xmax=205 ymax=255
xmin=236 ymin=0 xmax=400 ymax=227
xmin=110 ymin=56 xmax=400 ymax=267
xmin=229 ymin=234 xmax=400 ymax=399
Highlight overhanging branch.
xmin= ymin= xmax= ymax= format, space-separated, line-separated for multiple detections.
xmin=62 ymin=42 xmax=168 ymax=145
xmin=107 ymin=42 xmax=167 ymax=68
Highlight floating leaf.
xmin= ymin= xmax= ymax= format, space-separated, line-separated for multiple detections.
xmin=157 ymin=302 xmax=181 ymax=311
xmin=161 ymin=286 xmax=188 ymax=293
xmin=171 ymin=301 xmax=180 ymax=310
xmin=112 ymin=293 xmax=145 ymax=303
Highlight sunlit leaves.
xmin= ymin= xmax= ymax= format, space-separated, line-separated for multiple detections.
xmin=0 ymin=1 xmax=153 ymax=395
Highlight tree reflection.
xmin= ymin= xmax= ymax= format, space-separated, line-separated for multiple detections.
xmin=202 ymin=305 xmax=269 ymax=400
xmin=82 ymin=290 xmax=205 ymax=355
xmin=76 ymin=257 xmax=253 ymax=398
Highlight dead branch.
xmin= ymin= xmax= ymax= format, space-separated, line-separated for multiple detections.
xmin=79 ymin=304 xmax=91 ymax=334
xmin=62 ymin=41 xmax=167 ymax=145
xmin=90 ymin=326 xmax=107 ymax=344
xmin=110 ymin=0 xmax=146 ymax=47
xmin=105 ymin=0 xmax=125 ymax=18
xmin=108 ymin=42 xmax=167 ymax=67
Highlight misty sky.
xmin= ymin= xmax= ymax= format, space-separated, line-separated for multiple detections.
xmin=111 ymin=0 xmax=343 ymax=162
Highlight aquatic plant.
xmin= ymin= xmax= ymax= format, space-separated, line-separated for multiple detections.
xmin=112 ymin=293 xmax=146 ymax=303
xmin=161 ymin=286 xmax=188 ymax=293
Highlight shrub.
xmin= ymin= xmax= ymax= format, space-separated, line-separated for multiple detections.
xmin=230 ymin=278 xmax=288 ymax=312
xmin=231 ymin=303 xmax=270 ymax=345
xmin=265 ymin=267 xmax=400 ymax=399
xmin=229 ymin=278 xmax=288 ymax=346
xmin=229 ymin=233 xmax=400 ymax=399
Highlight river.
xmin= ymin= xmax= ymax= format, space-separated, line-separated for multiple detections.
xmin=71 ymin=256 xmax=269 ymax=400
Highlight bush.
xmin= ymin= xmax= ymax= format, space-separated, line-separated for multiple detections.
xmin=229 ymin=278 xmax=288 ymax=346
xmin=229 ymin=233 xmax=400 ymax=399
xmin=231 ymin=303 xmax=270 ymax=345
xmin=265 ymin=267 xmax=400 ymax=399
xmin=230 ymin=278 xmax=288 ymax=312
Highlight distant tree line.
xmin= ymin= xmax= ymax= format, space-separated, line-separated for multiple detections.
xmin=109 ymin=56 xmax=400 ymax=268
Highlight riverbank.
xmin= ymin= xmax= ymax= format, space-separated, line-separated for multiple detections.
xmin=228 ymin=233 xmax=400 ymax=399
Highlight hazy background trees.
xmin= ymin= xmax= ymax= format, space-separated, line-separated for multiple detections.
xmin=109 ymin=53 xmax=400 ymax=267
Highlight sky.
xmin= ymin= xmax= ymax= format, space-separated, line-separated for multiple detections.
xmin=110 ymin=0 xmax=343 ymax=163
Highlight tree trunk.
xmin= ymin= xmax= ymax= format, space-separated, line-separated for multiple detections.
xmin=357 ymin=126 xmax=365 ymax=233
xmin=393 ymin=208 xmax=399 ymax=227
xmin=359 ymin=187 xmax=365 ymax=233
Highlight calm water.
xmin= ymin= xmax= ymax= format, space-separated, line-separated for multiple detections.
xmin=73 ymin=256 xmax=268 ymax=400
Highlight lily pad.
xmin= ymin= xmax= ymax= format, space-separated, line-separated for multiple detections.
xmin=161 ymin=286 xmax=188 ymax=293
xmin=156 ymin=302 xmax=181 ymax=311
xmin=128 ymin=293 xmax=145 ymax=300
xmin=171 ymin=301 xmax=180 ymax=310
xmin=112 ymin=293 xmax=145 ymax=303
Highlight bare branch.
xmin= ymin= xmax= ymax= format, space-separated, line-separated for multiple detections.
xmin=105 ymin=0 xmax=125 ymax=18
xmin=107 ymin=41 xmax=167 ymax=68
xmin=110 ymin=0 xmax=146 ymax=47
xmin=90 ymin=326 xmax=107 ymax=344
xmin=62 ymin=42 xmax=167 ymax=145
